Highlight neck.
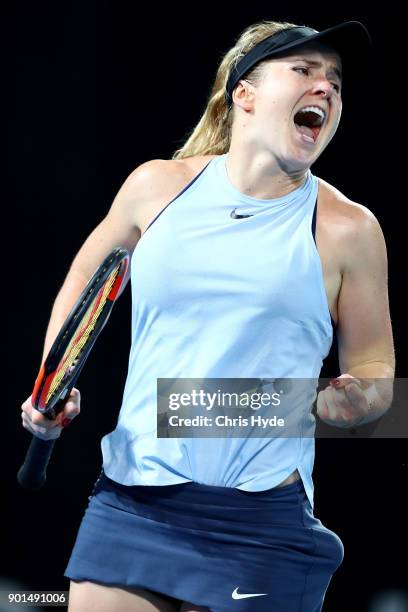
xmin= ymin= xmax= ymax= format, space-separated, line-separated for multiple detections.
xmin=225 ymin=142 xmax=308 ymax=200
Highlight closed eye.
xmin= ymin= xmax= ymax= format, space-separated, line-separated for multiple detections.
xmin=292 ymin=67 xmax=341 ymax=93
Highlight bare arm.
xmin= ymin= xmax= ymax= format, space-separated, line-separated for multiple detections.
xmin=317 ymin=204 xmax=395 ymax=427
xmin=337 ymin=208 xmax=395 ymax=377
xmin=22 ymin=159 xmax=167 ymax=437
xmin=40 ymin=160 xmax=166 ymax=361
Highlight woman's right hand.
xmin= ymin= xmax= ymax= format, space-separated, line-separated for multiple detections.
xmin=21 ymin=388 xmax=81 ymax=440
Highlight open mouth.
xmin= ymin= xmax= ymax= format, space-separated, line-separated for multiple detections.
xmin=293 ymin=106 xmax=326 ymax=143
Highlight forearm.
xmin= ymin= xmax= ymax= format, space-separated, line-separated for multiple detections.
xmin=41 ymin=269 xmax=89 ymax=363
xmin=346 ymin=361 xmax=395 ymax=425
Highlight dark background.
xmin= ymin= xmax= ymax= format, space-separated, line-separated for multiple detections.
xmin=4 ymin=2 xmax=407 ymax=611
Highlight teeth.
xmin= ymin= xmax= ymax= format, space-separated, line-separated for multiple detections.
xmin=297 ymin=105 xmax=326 ymax=124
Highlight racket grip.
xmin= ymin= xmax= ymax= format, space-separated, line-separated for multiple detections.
xmin=17 ymin=436 xmax=56 ymax=490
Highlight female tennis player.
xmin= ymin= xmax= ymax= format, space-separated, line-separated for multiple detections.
xmin=21 ymin=19 xmax=395 ymax=612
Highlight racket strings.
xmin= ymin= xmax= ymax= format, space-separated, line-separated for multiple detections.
xmin=46 ymin=266 xmax=120 ymax=402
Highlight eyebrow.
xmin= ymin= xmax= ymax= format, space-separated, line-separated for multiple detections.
xmin=290 ymin=58 xmax=342 ymax=82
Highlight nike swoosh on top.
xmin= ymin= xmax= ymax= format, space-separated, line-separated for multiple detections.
xmin=231 ymin=588 xmax=268 ymax=599
xmin=230 ymin=208 xmax=254 ymax=219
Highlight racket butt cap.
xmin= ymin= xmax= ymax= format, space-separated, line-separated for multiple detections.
xmin=17 ymin=466 xmax=47 ymax=490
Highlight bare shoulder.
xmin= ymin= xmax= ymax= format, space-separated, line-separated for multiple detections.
xmin=317 ymin=176 xmax=387 ymax=271
xmin=127 ymin=155 xmax=217 ymax=199
xmin=125 ymin=156 xmax=218 ymax=232
xmin=318 ymin=176 xmax=378 ymax=226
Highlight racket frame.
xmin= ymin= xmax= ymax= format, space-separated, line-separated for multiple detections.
xmin=32 ymin=246 xmax=129 ymax=417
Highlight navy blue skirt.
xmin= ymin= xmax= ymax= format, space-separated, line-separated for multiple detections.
xmin=65 ymin=470 xmax=344 ymax=611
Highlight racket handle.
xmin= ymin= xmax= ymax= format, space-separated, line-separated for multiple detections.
xmin=17 ymin=436 xmax=56 ymax=490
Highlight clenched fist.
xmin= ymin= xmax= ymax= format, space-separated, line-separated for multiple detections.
xmin=317 ymin=374 xmax=372 ymax=428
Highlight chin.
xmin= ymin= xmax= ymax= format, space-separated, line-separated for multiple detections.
xmin=280 ymin=153 xmax=316 ymax=174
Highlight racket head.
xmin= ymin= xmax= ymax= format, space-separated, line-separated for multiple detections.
xmin=32 ymin=246 xmax=129 ymax=416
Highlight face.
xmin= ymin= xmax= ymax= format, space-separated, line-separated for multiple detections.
xmin=234 ymin=43 xmax=343 ymax=172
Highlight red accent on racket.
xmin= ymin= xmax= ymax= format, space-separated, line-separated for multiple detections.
xmin=17 ymin=247 xmax=130 ymax=489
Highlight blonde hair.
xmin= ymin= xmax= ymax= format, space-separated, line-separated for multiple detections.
xmin=171 ymin=20 xmax=301 ymax=160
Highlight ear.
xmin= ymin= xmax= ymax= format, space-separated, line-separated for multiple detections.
xmin=232 ymin=80 xmax=256 ymax=111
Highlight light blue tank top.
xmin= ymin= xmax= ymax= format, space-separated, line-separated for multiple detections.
xmin=101 ymin=153 xmax=333 ymax=509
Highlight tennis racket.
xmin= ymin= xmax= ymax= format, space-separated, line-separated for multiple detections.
xmin=17 ymin=246 xmax=130 ymax=490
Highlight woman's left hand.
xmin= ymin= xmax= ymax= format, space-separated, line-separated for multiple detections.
xmin=316 ymin=374 xmax=371 ymax=428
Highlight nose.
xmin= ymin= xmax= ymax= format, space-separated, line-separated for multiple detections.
xmin=311 ymin=76 xmax=334 ymax=99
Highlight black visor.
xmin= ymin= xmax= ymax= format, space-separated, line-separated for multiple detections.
xmin=226 ymin=21 xmax=372 ymax=104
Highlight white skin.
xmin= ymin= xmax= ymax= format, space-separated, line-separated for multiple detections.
xmin=20 ymin=46 xmax=342 ymax=440
xmin=19 ymin=38 xmax=393 ymax=612
xmin=21 ymin=388 xmax=80 ymax=439
xmin=226 ymin=42 xmax=343 ymax=199
xmin=227 ymin=43 xmax=394 ymax=427
xmin=24 ymin=45 xmax=380 ymax=441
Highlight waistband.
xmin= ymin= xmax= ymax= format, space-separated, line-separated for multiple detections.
xmin=89 ymin=471 xmax=309 ymax=532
